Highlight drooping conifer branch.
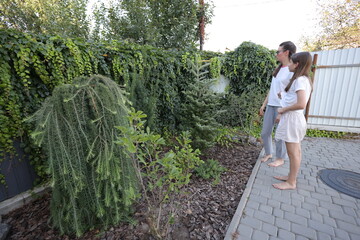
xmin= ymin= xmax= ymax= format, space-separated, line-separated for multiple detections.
xmin=28 ymin=75 xmax=139 ymax=236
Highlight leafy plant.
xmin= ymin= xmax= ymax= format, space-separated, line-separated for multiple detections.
xmin=116 ymin=109 xmax=203 ymax=239
xmin=222 ymin=41 xmax=276 ymax=95
xmin=27 ymin=75 xmax=139 ymax=237
xmin=0 ymin=29 xmax=199 ymax=186
xmin=306 ymin=129 xmax=347 ymax=138
xmin=194 ymin=159 xmax=226 ymax=184
xmin=216 ymin=89 xmax=265 ymax=129
xmin=214 ymin=127 xmax=240 ymax=148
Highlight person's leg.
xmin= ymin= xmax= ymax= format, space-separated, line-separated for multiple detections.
xmin=260 ymin=106 xmax=275 ymax=162
xmin=268 ymin=107 xmax=286 ymax=167
xmin=273 ymin=142 xmax=301 ymax=190
xmin=268 ymin=138 xmax=286 ymax=167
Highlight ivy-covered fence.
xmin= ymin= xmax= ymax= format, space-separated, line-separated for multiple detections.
xmin=0 ymin=29 xmax=277 ymax=200
xmin=0 ymin=29 xmax=201 ymax=194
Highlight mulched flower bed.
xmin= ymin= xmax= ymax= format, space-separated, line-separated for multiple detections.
xmin=3 ymin=141 xmax=261 ymax=240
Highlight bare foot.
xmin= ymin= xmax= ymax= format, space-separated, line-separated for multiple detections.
xmin=261 ymin=154 xmax=272 ymax=162
xmin=273 ymin=175 xmax=288 ymax=181
xmin=272 ymin=181 xmax=296 ymax=190
xmin=268 ymin=159 xmax=284 ymax=167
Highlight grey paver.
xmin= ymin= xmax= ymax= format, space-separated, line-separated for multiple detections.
xmin=262 ymin=222 xmax=278 ymax=236
xmin=252 ymin=230 xmax=269 ymax=240
xmin=349 ymin=233 xmax=360 ymax=240
xmin=278 ymin=229 xmax=295 ymax=240
xmin=329 ymin=210 xmax=357 ymax=224
xmin=225 ymin=138 xmax=360 ymax=240
xmin=236 ymin=223 xmax=253 ymax=239
xmin=316 ymin=232 xmax=332 ymax=240
xmin=275 ymin=217 xmax=291 ymax=231
xmin=308 ymin=219 xmax=335 ymax=236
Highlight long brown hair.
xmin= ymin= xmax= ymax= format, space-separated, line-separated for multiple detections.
xmin=285 ymin=52 xmax=313 ymax=92
xmin=273 ymin=41 xmax=297 ymax=77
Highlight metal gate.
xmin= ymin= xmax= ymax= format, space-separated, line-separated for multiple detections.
xmin=308 ymin=48 xmax=360 ymax=133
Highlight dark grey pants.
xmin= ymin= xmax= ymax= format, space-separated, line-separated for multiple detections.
xmin=261 ymin=105 xmax=287 ymax=159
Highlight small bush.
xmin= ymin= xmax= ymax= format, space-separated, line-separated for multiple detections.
xmin=194 ymin=159 xmax=226 ymax=184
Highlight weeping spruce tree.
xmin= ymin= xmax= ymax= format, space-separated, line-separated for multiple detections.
xmin=28 ymin=75 xmax=139 ymax=236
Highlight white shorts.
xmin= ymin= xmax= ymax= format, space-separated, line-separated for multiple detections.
xmin=275 ymin=111 xmax=307 ymax=143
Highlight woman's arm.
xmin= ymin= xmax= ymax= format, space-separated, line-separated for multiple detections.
xmin=259 ymin=91 xmax=269 ymax=116
xmin=278 ymin=90 xmax=307 ymax=114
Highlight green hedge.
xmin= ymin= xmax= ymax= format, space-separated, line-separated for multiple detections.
xmin=0 ymin=29 xmax=199 ymax=180
xmin=0 ymin=30 xmax=278 ymax=184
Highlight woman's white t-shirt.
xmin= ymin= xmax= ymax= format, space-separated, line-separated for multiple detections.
xmin=268 ymin=66 xmax=293 ymax=107
xmin=281 ymin=76 xmax=312 ymax=112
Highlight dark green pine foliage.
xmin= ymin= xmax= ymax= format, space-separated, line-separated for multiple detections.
xmin=180 ymin=57 xmax=222 ymax=151
xmin=28 ymin=75 xmax=139 ymax=236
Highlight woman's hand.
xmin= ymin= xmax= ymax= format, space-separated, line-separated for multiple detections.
xmin=259 ymin=106 xmax=265 ymax=116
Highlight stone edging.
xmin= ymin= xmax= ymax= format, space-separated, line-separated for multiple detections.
xmin=0 ymin=184 xmax=50 ymax=216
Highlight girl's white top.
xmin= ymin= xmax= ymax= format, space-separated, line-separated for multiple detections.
xmin=281 ymin=76 xmax=312 ymax=113
xmin=267 ymin=66 xmax=293 ymax=107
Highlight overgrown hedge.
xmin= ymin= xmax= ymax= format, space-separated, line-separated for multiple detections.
xmin=0 ymin=29 xmax=199 ymax=180
xmin=0 ymin=29 xmax=277 ymax=184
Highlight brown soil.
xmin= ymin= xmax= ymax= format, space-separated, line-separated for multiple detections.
xmin=3 ymin=142 xmax=261 ymax=240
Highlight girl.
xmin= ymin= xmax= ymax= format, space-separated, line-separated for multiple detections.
xmin=259 ymin=41 xmax=296 ymax=167
xmin=273 ymin=52 xmax=313 ymax=190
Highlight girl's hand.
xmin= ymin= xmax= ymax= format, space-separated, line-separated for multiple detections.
xmin=278 ymin=108 xmax=286 ymax=114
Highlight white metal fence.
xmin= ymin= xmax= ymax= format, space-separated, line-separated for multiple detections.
xmin=308 ymin=48 xmax=360 ymax=133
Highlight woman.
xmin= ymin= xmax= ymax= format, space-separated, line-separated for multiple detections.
xmin=259 ymin=41 xmax=296 ymax=167
xmin=273 ymin=52 xmax=313 ymax=190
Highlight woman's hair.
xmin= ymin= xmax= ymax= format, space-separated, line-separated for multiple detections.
xmin=273 ymin=41 xmax=297 ymax=77
xmin=285 ymin=52 xmax=313 ymax=92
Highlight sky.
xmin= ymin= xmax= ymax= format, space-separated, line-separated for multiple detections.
xmin=203 ymin=0 xmax=319 ymax=52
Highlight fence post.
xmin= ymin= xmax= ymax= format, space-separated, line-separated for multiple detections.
xmin=305 ymin=53 xmax=318 ymax=122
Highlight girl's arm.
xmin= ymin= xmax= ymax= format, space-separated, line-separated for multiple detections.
xmin=278 ymin=90 xmax=307 ymax=114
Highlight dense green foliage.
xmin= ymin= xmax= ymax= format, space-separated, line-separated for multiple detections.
xmin=217 ymin=41 xmax=276 ymax=131
xmin=194 ymin=159 xmax=226 ymax=184
xmin=216 ymin=91 xmax=265 ymax=128
xmin=0 ymin=30 xmax=280 ymax=192
xmin=92 ymin=0 xmax=214 ymax=49
xmin=222 ymin=41 xmax=276 ymax=96
xmin=27 ymin=75 xmax=139 ymax=236
xmin=0 ymin=29 xmax=198 ymax=176
xmin=116 ymin=110 xmax=202 ymax=238
xmin=0 ymin=0 xmax=89 ymax=39
xmin=180 ymin=56 xmax=222 ymax=151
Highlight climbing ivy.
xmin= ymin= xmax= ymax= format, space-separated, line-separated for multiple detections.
xmin=0 ymin=29 xmax=199 ymax=184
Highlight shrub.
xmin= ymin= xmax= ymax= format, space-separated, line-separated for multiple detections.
xmin=222 ymin=41 xmax=276 ymax=95
xmin=194 ymin=159 xmax=226 ymax=184
xmin=216 ymin=89 xmax=265 ymax=128
xmin=179 ymin=56 xmax=223 ymax=151
xmin=28 ymin=75 xmax=139 ymax=236
xmin=116 ymin=110 xmax=203 ymax=238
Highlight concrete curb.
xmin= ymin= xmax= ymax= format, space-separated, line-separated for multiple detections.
xmin=0 ymin=184 xmax=50 ymax=216
xmin=224 ymin=148 xmax=264 ymax=240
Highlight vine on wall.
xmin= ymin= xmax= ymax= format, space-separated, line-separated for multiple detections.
xmin=0 ymin=29 xmax=198 ymax=183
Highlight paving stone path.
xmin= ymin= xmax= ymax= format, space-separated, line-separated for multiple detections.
xmin=225 ymin=137 xmax=360 ymax=240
